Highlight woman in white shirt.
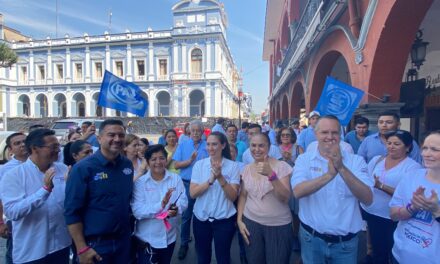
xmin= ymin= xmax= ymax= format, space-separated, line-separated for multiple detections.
xmin=390 ymin=131 xmax=440 ymax=264
xmin=131 ymin=144 xmax=188 ymax=264
xmin=190 ymin=132 xmax=240 ymax=264
xmin=362 ymin=130 xmax=421 ymax=263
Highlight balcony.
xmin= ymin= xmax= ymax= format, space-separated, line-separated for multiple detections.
xmin=73 ymin=77 xmax=84 ymax=83
xmin=92 ymin=76 xmax=103 ymax=83
xmin=18 ymin=79 xmax=29 ymax=85
xmin=189 ymin=73 xmax=203 ymax=79
xmin=157 ymin=75 xmax=169 ymax=81
xmin=54 ymin=78 xmax=64 ymax=84
xmin=135 ymin=75 xmax=146 ymax=81
xmin=35 ymin=79 xmax=46 ymax=85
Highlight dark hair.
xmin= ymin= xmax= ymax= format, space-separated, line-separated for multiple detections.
xmin=99 ymin=119 xmax=124 ymax=134
xmin=217 ymin=118 xmax=225 ymax=124
xmin=276 ymin=127 xmax=297 ymax=145
xmin=208 ymin=131 xmax=231 ymax=160
xmin=378 ymin=111 xmax=400 ymax=122
xmin=139 ymin=138 xmax=149 ymax=146
xmin=82 ymin=121 xmax=92 ymax=127
xmin=144 ymin=144 xmax=167 ymax=162
xmin=226 ymin=124 xmax=238 ymax=131
xmin=250 ymin=132 xmax=271 ymax=147
xmin=28 ymin=124 xmax=45 ymax=132
xmin=164 ymin=129 xmax=177 ymax=139
xmin=248 ymin=123 xmax=262 ymax=132
xmin=354 ymin=116 xmax=369 ymax=126
xmin=63 ymin=140 xmax=91 ymax=166
xmin=25 ymin=129 xmax=55 ymax=154
xmin=241 ymin=122 xmax=249 ymax=129
xmin=384 ymin=130 xmax=414 ymax=153
xmin=6 ymin=132 xmax=25 ymax=148
xmin=67 ymin=130 xmax=80 ymax=141
xmin=291 ymin=120 xmax=299 ymax=125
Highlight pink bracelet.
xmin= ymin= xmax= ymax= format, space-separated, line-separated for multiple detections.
xmin=78 ymin=246 xmax=91 ymax=255
xmin=268 ymin=171 xmax=278 ymax=182
xmin=43 ymin=185 xmax=52 ymax=193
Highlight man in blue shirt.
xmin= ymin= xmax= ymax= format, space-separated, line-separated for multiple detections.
xmin=225 ymin=124 xmax=247 ymax=162
xmin=344 ymin=116 xmax=372 ymax=154
xmin=65 ymin=119 xmax=133 ymax=264
xmin=173 ymin=120 xmax=209 ymax=260
xmin=358 ymin=112 xmax=422 ymax=163
xmin=298 ymin=110 xmax=320 ymax=152
xmin=81 ymin=121 xmax=100 ymax=148
xmin=237 ymin=121 xmax=249 ymax=147
xmin=211 ymin=117 xmax=226 ymax=135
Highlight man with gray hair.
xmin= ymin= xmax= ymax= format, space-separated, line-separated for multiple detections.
xmin=173 ymin=120 xmax=209 ymax=259
xmin=291 ymin=115 xmax=373 ymax=263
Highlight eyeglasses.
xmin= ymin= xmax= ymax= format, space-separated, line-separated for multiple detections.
xmin=281 ymin=133 xmax=291 ymax=137
xmin=39 ymin=144 xmax=61 ymax=150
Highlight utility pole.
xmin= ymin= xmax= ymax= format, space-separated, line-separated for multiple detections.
xmin=109 ymin=9 xmax=112 ymax=33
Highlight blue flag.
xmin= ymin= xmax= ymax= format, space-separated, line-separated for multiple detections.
xmin=314 ymin=76 xmax=364 ymax=126
xmin=98 ymin=70 xmax=148 ymax=116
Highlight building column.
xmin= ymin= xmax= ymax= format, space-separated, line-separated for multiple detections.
xmin=66 ymin=48 xmax=71 ymax=83
xmin=105 ymin=45 xmax=111 ymax=71
xmin=148 ymin=85 xmax=155 ymax=116
xmin=126 ymin=44 xmax=132 ymax=81
xmin=205 ymin=85 xmax=213 ymax=117
xmin=66 ymin=89 xmax=72 ymax=117
xmin=47 ymin=49 xmax=53 ymax=84
xmin=148 ymin=43 xmax=154 ymax=81
xmin=85 ymin=87 xmax=91 ymax=116
xmin=214 ymin=41 xmax=220 ymax=72
xmin=206 ymin=41 xmax=212 ymax=72
xmin=181 ymin=43 xmax=187 ymax=74
xmin=173 ymin=43 xmax=178 ymax=74
xmin=173 ymin=86 xmax=180 ymax=117
xmin=29 ymin=51 xmax=35 ymax=85
xmin=47 ymin=89 xmax=53 ymax=117
xmin=85 ymin=46 xmax=91 ymax=82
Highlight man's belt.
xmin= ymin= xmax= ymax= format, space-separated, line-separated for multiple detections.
xmin=301 ymin=222 xmax=357 ymax=243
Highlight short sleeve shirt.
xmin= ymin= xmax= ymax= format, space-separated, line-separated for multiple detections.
xmin=172 ymin=139 xmax=209 ymax=181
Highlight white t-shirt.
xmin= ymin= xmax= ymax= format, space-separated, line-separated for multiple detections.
xmin=362 ymin=156 xmax=421 ymax=219
xmin=191 ymin=157 xmax=240 ymax=221
xmin=390 ymin=169 xmax=440 ymax=264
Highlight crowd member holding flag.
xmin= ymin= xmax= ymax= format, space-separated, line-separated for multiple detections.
xmin=131 ymin=144 xmax=187 ymax=264
xmin=389 ymin=131 xmax=440 ymax=264
xmin=190 ymin=132 xmax=240 ymax=264
xmin=237 ymin=133 xmax=293 ymax=264
xmin=291 ymin=115 xmax=373 ymax=263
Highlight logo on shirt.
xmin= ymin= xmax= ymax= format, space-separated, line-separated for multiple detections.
xmin=310 ymin=166 xmax=322 ymax=173
xmin=93 ymin=172 xmax=108 ymax=181
xmin=123 ymin=168 xmax=133 ymax=175
xmin=404 ymin=227 xmax=433 ymax=248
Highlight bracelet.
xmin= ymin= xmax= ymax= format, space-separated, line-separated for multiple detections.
xmin=77 ymin=246 xmax=91 ymax=255
xmin=406 ymin=203 xmax=417 ymax=215
xmin=43 ymin=185 xmax=52 ymax=193
xmin=268 ymin=171 xmax=278 ymax=182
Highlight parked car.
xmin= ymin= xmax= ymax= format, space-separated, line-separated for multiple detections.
xmin=50 ymin=119 xmax=104 ymax=145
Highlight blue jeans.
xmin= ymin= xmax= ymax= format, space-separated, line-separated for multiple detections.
xmin=299 ymin=225 xmax=358 ymax=264
xmin=180 ymin=180 xmax=195 ymax=247
xmin=85 ymin=235 xmax=131 ymax=264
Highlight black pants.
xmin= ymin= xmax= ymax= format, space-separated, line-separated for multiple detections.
xmin=363 ymin=210 xmax=397 ymax=264
xmin=135 ymin=237 xmax=175 ymax=264
xmin=23 ymin=246 xmax=70 ymax=264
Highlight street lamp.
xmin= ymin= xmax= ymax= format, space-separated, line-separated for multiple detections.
xmin=407 ymin=30 xmax=429 ymax=81
xmin=233 ymin=89 xmax=248 ymax=127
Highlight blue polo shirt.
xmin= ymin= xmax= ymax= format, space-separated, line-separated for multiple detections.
xmin=357 ymin=132 xmax=422 ymax=164
xmin=87 ymin=134 xmax=100 ymax=148
xmin=64 ymin=150 xmax=133 ymax=237
xmin=235 ymin=140 xmax=248 ymax=162
xmin=344 ymin=130 xmax=373 ymax=154
xmin=297 ymin=126 xmax=316 ymax=151
xmin=172 ymin=138 xmax=208 ymax=181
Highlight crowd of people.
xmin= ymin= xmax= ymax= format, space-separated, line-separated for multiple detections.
xmin=0 ymin=111 xmax=438 ymax=264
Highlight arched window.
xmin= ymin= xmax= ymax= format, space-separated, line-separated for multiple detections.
xmin=191 ymin=48 xmax=203 ymax=73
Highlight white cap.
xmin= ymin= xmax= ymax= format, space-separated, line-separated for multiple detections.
xmin=308 ymin=110 xmax=320 ymax=118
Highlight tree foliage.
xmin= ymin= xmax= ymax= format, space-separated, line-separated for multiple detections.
xmin=0 ymin=42 xmax=18 ymax=68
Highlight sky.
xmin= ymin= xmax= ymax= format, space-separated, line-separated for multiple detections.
xmin=0 ymin=0 xmax=269 ymax=114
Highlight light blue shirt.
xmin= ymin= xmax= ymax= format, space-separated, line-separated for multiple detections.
xmin=211 ymin=124 xmax=226 ymax=135
xmin=291 ymin=149 xmax=373 ymax=235
xmin=0 ymin=157 xmax=24 ymax=183
xmin=0 ymin=159 xmax=71 ymax=263
xmin=172 ymin=138 xmax=209 ymax=181
xmin=268 ymin=129 xmax=277 ymax=146
xmin=297 ymin=126 xmax=316 ymax=151
xmin=344 ymin=130 xmax=372 ymax=154
xmin=237 ymin=130 xmax=248 ymax=147
xmin=242 ymin=145 xmax=282 ymax=165
xmin=235 ymin=141 xmax=248 ymax=162
xmin=357 ymin=133 xmax=422 ymax=164
xmin=178 ymin=134 xmax=190 ymax=144
xmin=191 ymin=158 xmax=240 ymax=221
xmin=131 ymin=170 xmax=188 ymax=248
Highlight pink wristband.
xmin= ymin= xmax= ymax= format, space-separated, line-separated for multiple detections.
xmin=268 ymin=171 xmax=278 ymax=182
xmin=78 ymin=246 xmax=91 ymax=255
xmin=43 ymin=185 xmax=52 ymax=193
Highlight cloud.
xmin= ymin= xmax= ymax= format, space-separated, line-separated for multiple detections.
xmin=228 ymin=24 xmax=264 ymax=45
xmin=2 ymin=11 xmax=82 ymax=38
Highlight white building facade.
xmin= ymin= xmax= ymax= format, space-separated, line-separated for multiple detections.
xmin=0 ymin=0 xmax=240 ymax=118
